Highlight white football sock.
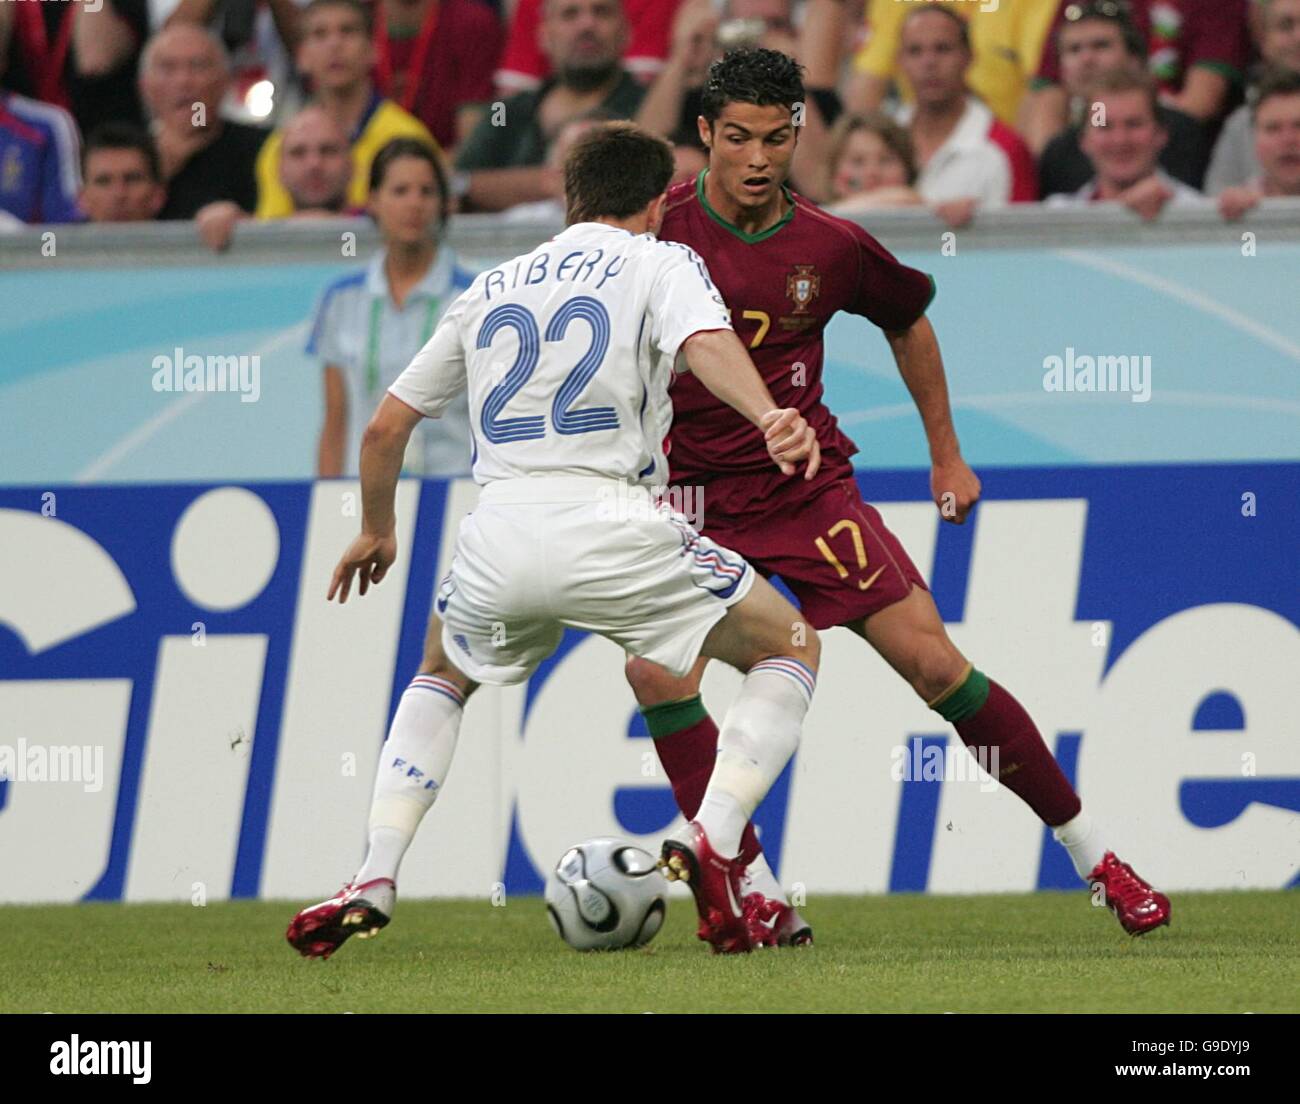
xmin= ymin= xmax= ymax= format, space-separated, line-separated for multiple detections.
xmin=1052 ymin=810 xmax=1108 ymax=880
xmin=741 ymin=851 xmax=788 ymax=905
xmin=696 ymin=657 xmax=814 ymax=857
xmin=354 ymin=675 xmax=465 ymax=887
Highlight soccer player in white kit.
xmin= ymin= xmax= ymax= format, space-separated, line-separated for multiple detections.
xmin=286 ymin=122 xmax=823 ymax=956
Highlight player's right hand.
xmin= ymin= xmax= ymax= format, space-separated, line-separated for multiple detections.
xmin=761 ymin=408 xmax=821 ymax=481
xmin=328 ymin=531 xmax=397 ymax=604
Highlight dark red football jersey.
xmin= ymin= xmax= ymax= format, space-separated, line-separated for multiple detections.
xmin=660 ymin=171 xmax=935 ymax=481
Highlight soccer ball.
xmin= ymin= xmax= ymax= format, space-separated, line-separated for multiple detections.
xmin=545 ymin=837 xmax=668 ymax=951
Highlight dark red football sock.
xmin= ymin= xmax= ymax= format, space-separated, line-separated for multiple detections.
xmin=939 ymin=671 xmax=1082 ymax=827
xmin=643 ymin=696 xmax=763 ymax=865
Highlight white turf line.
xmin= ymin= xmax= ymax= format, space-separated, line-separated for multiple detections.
xmin=75 ymin=323 xmax=310 ymax=483
xmin=1055 ymin=249 xmax=1300 ymax=364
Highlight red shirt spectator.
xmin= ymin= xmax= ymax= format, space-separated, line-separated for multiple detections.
xmin=1034 ymin=0 xmax=1250 ymax=111
xmin=374 ymin=0 xmax=505 ymax=149
xmin=496 ymin=0 xmax=682 ymax=93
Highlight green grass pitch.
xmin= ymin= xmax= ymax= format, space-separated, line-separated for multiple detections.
xmin=2 ymin=891 xmax=1296 ymax=1014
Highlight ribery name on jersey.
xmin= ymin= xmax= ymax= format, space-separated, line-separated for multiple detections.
xmin=482 ymin=248 xmax=628 ymax=300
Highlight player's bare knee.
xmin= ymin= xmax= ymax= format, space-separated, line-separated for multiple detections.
xmin=912 ymin=636 xmax=967 ymax=703
xmin=624 ymin=654 xmax=699 ymax=707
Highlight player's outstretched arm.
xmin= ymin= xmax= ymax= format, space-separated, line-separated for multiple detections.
xmin=884 ymin=315 xmax=981 ymax=523
xmin=327 ymin=395 xmax=422 ymax=604
xmin=681 ymin=328 xmax=821 ymax=479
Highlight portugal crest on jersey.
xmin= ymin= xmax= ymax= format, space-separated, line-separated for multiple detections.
xmin=786 ymin=265 xmax=821 ymax=314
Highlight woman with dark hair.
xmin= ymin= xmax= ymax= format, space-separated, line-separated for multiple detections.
xmin=307 ymin=138 xmax=476 ymax=477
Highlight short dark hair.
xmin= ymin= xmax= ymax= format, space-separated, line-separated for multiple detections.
xmin=369 ymin=138 xmax=450 ymax=226
xmin=1252 ymin=66 xmax=1300 ymax=121
xmin=900 ymin=4 xmax=971 ymax=53
xmin=1058 ymin=0 xmax=1147 ymax=62
xmin=700 ymin=48 xmax=805 ymax=124
xmin=302 ymin=0 xmax=372 ymax=34
xmin=562 ymin=121 xmax=674 ymax=224
xmin=82 ymin=123 xmax=160 ymax=182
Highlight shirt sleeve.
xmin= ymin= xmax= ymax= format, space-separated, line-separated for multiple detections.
xmin=852 ymin=0 xmax=905 ymax=78
xmin=647 ymin=243 xmax=733 ymax=371
xmin=496 ymin=0 xmax=549 ymax=87
xmin=387 ymin=290 xmax=470 ymax=417
xmin=38 ymin=106 xmax=82 ymax=224
xmin=1033 ymin=4 xmax=1066 ymax=86
xmin=1183 ymin=0 xmax=1250 ymax=84
xmin=305 ymin=283 xmax=345 ymax=365
xmin=845 ymin=224 xmax=935 ymax=331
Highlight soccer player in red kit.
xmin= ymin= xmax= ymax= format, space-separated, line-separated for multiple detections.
xmin=637 ymin=49 xmax=1171 ymax=949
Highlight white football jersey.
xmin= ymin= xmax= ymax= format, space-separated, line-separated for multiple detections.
xmin=387 ymin=222 xmax=732 ymax=486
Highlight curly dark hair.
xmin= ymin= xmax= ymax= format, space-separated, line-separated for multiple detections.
xmin=700 ymin=48 xmax=806 ymax=124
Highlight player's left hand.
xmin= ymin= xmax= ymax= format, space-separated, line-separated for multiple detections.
xmin=931 ymin=456 xmax=980 ymax=524
xmin=328 ymin=531 xmax=398 ymax=604
xmin=761 ymin=408 xmax=821 ymax=480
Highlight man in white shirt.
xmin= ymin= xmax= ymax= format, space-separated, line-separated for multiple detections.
xmin=286 ymin=122 xmax=823 ymax=957
xmin=1048 ymin=69 xmax=1205 ymax=220
xmin=892 ymin=5 xmax=1038 ymax=227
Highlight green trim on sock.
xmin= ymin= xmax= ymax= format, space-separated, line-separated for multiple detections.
xmin=641 ymin=694 xmax=708 ymax=738
xmin=934 ymin=668 xmax=990 ymax=724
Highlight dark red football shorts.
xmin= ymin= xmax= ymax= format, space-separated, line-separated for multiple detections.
xmin=688 ymin=461 xmax=929 ymax=631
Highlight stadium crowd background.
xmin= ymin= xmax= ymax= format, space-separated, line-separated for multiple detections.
xmin=6 ymin=0 xmax=1300 ymax=234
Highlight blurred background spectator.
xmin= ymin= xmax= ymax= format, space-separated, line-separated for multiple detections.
xmin=139 ymin=24 xmax=267 ymax=219
xmin=1037 ymin=0 xmax=1208 ymax=196
xmin=372 ymin=0 xmax=505 ymax=153
xmin=79 ymin=123 xmax=166 ymax=222
xmin=455 ymin=0 xmax=643 ymax=211
xmin=2 ymin=0 xmax=148 ymax=135
xmin=846 ymin=0 xmax=1057 ymax=128
xmin=1206 ymin=0 xmax=1300 ymax=192
xmin=892 ymin=6 xmax=1038 ymax=225
xmin=822 ymin=111 xmax=924 ymax=213
xmin=163 ymin=0 xmax=307 ymax=124
xmin=1023 ymin=0 xmax=1251 ymax=156
xmin=1048 ymin=68 xmax=1203 ymax=217
xmin=1217 ymin=66 xmax=1300 ymax=216
xmin=496 ymin=0 xmax=683 ymax=93
xmin=0 ymin=74 xmax=81 ymax=225
xmin=254 ymin=0 xmax=437 ymax=219
xmin=308 ymin=138 xmax=473 ymax=477
xmin=197 ymin=102 xmax=356 ymax=249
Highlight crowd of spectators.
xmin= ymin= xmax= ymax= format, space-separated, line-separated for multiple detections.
xmin=2 ymin=0 xmax=1298 ymax=237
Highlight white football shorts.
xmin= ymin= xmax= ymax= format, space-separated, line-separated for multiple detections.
xmin=435 ymin=475 xmax=755 ymax=685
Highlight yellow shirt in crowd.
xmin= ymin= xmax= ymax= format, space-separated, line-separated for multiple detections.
xmin=255 ymin=94 xmax=439 ymax=219
xmin=853 ymin=0 xmax=1058 ymax=125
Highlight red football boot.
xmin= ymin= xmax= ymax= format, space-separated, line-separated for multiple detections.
xmin=660 ymin=822 xmax=753 ymax=954
xmin=742 ymin=893 xmax=814 ymax=948
xmin=1087 ymin=852 xmax=1171 ymax=936
xmin=286 ymin=877 xmax=395 ymax=959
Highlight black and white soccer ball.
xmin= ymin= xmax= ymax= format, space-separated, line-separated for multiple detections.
xmin=545 ymin=837 xmax=668 ymax=951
